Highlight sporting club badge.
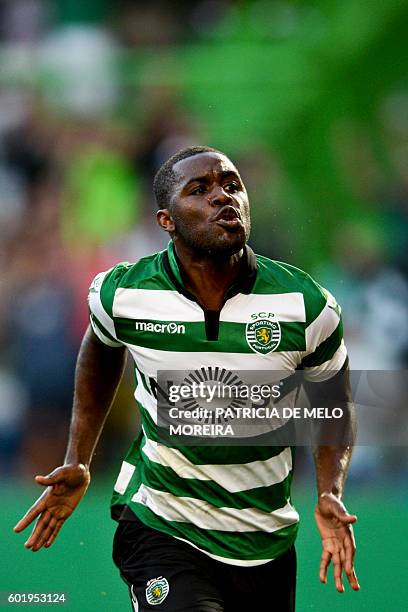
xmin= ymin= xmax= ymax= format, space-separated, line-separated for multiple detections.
xmin=246 ymin=315 xmax=281 ymax=354
xmin=145 ymin=576 xmax=170 ymax=605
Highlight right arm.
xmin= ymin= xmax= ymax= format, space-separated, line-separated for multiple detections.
xmin=13 ymin=326 xmax=126 ymax=551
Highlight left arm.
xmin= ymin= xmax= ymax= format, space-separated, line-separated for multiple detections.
xmin=304 ymin=362 xmax=360 ymax=593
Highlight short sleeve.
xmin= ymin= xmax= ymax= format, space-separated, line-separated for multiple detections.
xmin=88 ymin=267 xmax=124 ymax=347
xmin=301 ymin=286 xmax=347 ymax=382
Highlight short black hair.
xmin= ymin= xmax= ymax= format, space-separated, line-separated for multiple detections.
xmin=153 ymin=145 xmax=226 ymax=209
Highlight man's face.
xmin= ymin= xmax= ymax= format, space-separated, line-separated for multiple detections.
xmin=160 ymin=152 xmax=251 ymax=255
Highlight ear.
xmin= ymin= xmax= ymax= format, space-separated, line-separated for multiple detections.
xmin=156 ymin=208 xmax=175 ymax=233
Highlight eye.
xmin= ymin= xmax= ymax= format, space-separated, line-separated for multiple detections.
xmin=224 ymin=182 xmax=240 ymax=193
xmin=190 ymin=185 xmax=207 ymax=195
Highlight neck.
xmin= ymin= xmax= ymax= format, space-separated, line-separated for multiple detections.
xmin=173 ymin=240 xmax=245 ymax=310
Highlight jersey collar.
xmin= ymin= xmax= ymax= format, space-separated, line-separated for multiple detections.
xmin=163 ymin=240 xmax=258 ymax=302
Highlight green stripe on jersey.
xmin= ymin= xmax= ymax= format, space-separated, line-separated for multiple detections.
xmin=254 ymin=256 xmax=327 ymax=326
xmin=89 ymin=312 xmax=118 ymax=344
xmin=130 ymin=502 xmax=299 ymax=562
xmin=139 ymin=450 xmax=293 ymax=513
xmin=115 ymin=319 xmax=306 ymax=352
xmin=301 ymin=320 xmax=343 ymax=367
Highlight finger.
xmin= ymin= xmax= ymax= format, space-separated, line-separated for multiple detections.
xmin=31 ymin=527 xmax=52 ymax=552
xmin=329 ymin=505 xmax=357 ymax=525
xmin=338 ymin=513 xmax=357 ymax=525
xmin=346 ymin=568 xmax=360 ymax=591
xmin=323 ymin=498 xmax=358 ymax=525
xmin=332 ymin=550 xmax=344 ymax=593
xmin=44 ymin=521 xmax=63 ymax=548
xmin=331 ymin=504 xmax=357 ymax=524
xmin=24 ymin=510 xmax=52 ymax=549
xmin=30 ymin=516 xmax=57 ymax=552
xmin=319 ymin=550 xmax=331 ymax=584
xmin=35 ymin=473 xmax=64 ymax=486
xmin=346 ymin=525 xmax=357 ymax=551
xmin=344 ymin=537 xmax=360 ymax=590
xmin=344 ymin=532 xmax=356 ymax=570
xmin=13 ymin=497 xmax=47 ymax=532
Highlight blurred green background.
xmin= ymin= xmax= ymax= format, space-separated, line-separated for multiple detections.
xmin=1 ymin=0 xmax=408 ymax=609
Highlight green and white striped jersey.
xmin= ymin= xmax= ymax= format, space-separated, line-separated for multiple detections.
xmin=88 ymin=241 xmax=346 ymax=566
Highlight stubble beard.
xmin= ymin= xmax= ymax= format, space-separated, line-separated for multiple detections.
xmin=172 ymin=216 xmax=251 ymax=258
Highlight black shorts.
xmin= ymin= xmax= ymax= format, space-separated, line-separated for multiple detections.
xmin=112 ymin=518 xmax=296 ymax=611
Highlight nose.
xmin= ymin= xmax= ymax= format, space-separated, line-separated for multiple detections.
xmin=208 ymin=185 xmax=232 ymax=206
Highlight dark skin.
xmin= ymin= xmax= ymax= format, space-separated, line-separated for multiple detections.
xmin=304 ymin=366 xmax=359 ymax=593
xmin=157 ymin=153 xmax=251 ymax=310
xmin=14 ymin=152 xmax=359 ymax=593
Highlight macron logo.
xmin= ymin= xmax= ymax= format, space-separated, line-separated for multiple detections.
xmin=135 ymin=321 xmax=185 ymax=334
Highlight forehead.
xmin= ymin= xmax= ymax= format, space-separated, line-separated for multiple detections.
xmin=173 ymin=152 xmax=239 ymax=183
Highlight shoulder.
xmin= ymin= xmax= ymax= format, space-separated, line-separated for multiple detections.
xmin=254 ymin=255 xmax=330 ymax=326
xmin=89 ymin=250 xmax=167 ymax=314
xmin=90 ymin=251 xmax=166 ymax=291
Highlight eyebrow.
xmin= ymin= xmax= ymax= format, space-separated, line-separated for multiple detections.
xmin=182 ymin=170 xmax=241 ymax=189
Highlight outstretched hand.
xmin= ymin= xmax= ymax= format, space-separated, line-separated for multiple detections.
xmin=13 ymin=464 xmax=90 ymax=552
xmin=315 ymin=493 xmax=360 ymax=593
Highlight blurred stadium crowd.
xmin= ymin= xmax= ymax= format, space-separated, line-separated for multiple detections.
xmin=0 ymin=0 xmax=408 ymax=481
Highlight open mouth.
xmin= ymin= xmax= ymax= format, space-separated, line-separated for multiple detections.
xmin=214 ymin=204 xmax=241 ymax=222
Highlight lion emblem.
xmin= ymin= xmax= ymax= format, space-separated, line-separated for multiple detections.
xmin=256 ymin=328 xmax=272 ymax=345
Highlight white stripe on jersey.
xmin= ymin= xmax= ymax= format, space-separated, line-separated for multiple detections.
xmin=303 ymin=340 xmax=347 ymax=382
xmin=113 ymin=289 xmax=203 ymax=321
xmin=114 ymin=461 xmax=136 ymax=494
xmin=88 ymin=269 xmax=121 ymax=346
xmin=112 ymin=288 xmax=306 ymax=323
xmin=305 ymin=290 xmax=340 ymax=352
xmin=132 ymin=484 xmax=299 ymax=533
xmin=141 ymin=435 xmax=292 ymax=493
xmin=220 ymin=292 xmax=306 ymax=323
